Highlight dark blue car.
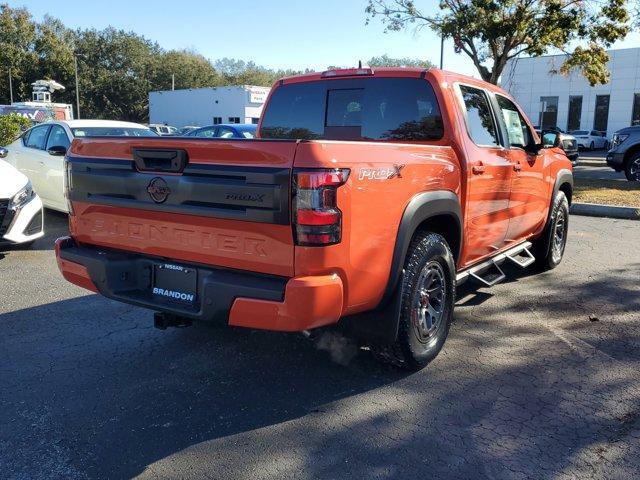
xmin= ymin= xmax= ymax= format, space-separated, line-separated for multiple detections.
xmin=185 ymin=124 xmax=257 ymax=139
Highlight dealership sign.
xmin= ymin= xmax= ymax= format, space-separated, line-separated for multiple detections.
xmin=0 ymin=105 xmax=69 ymax=123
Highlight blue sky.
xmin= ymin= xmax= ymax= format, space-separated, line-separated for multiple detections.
xmin=10 ymin=0 xmax=640 ymax=79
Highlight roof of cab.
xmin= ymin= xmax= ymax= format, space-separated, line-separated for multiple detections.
xmin=275 ymin=66 xmax=511 ymax=97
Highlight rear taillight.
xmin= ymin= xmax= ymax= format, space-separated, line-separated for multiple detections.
xmin=63 ymin=158 xmax=74 ymax=215
xmin=292 ymin=168 xmax=349 ymax=246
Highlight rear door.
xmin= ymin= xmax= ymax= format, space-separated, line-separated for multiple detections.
xmin=67 ymin=138 xmax=298 ymax=277
xmin=40 ymin=124 xmax=71 ymax=211
xmin=456 ymin=84 xmax=513 ymax=265
xmin=17 ymin=124 xmax=51 ymax=202
xmin=494 ymin=94 xmax=548 ymax=243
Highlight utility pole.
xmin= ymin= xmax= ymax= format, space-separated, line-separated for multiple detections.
xmin=8 ymin=67 xmax=13 ymax=104
xmin=440 ymin=35 xmax=444 ymax=69
xmin=172 ymin=74 xmax=175 ymax=91
xmin=74 ymin=53 xmax=86 ymax=119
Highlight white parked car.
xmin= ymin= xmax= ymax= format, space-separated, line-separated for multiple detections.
xmin=148 ymin=124 xmax=179 ymax=136
xmin=569 ymin=130 xmax=609 ymax=150
xmin=0 ymin=149 xmax=44 ymax=247
xmin=3 ymin=120 xmax=157 ymax=213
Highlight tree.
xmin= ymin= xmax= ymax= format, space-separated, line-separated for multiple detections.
xmin=71 ymin=27 xmax=163 ymax=121
xmin=0 ymin=113 xmax=30 ymax=145
xmin=367 ymin=54 xmax=434 ymax=68
xmin=153 ymin=50 xmax=221 ymax=92
xmin=0 ymin=4 xmax=40 ymax=104
xmin=365 ymin=0 xmax=631 ymax=85
xmin=214 ymin=58 xmax=308 ymax=87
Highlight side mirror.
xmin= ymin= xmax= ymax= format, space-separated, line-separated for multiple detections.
xmin=526 ymin=130 xmax=559 ymax=155
xmin=541 ymin=131 xmax=560 ymax=148
xmin=0 ymin=147 xmax=8 ymax=158
xmin=48 ymin=145 xmax=67 ymax=156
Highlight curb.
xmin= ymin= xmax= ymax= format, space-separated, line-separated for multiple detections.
xmin=577 ymin=160 xmax=606 ymax=166
xmin=570 ymin=202 xmax=640 ymax=220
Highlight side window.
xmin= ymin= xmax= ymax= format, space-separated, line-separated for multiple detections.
xmin=25 ymin=125 xmax=50 ymax=150
xmin=195 ymin=127 xmax=217 ymax=138
xmin=495 ymin=95 xmax=533 ymax=149
xmin=21 ymin=129 xmax=31 ymax=146
xmin=46 ymin=125 xmax=71 ymax=150
xmin=459 ymin=86 xmax=499 ymax=147
xmin=217 ymin=127 xmax=235 ymax=138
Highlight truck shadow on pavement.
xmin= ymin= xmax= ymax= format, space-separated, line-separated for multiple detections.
xmin=0 ymin=293 xmax=410 ymax=479
xmin=2 ymin=257 xmax=640 ymax=479
xmin=2 ymin=212 xmax=640 ymax=478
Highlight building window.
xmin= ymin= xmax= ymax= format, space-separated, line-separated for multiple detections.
xmin=539 ymin=96 xmax=559 ymax=129
xmin=567 ymin=96 xmax=582 ymax=132
xmin=228 ymin=117 xmax=240 ymax=124
xmin=251 ymin=117 xmax=260 ymax=124
xmin=213 ymin=117 xmax=222 ymax=125
xmin=593 ymin=95 xmax=610 ymax=132
xmin=632 ymin=93 xmax=640 ymax=126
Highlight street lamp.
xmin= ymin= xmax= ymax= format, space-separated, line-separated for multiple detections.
xmin=73 ymin=53 xmax=86 ymax=119
xmin=8 ymin=67 xmax=13 ymax=104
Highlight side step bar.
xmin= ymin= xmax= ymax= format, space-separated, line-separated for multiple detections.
xmin=456 ymin=241 xmax=534 ymax=287
xmin=469 ymin=263 xmax=505 ymax=287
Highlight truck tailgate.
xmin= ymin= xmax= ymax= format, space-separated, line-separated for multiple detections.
xmin=67 ymin=138 xmax=297 ymax=277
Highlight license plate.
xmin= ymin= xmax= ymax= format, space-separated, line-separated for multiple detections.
xmin=152 ymin=263 xmax=197 ymax=304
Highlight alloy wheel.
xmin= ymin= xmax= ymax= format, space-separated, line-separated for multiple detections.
xmin=552 ymin=209 xmax=567 ymax=263
xmin=630 ymin=158 xmax=640 ymax=181
xmin=411 ymin=261 xmax=446 ymax=345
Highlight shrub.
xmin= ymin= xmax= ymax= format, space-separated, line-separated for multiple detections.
xmin=0 ymin=114 xmax=32 ymax=146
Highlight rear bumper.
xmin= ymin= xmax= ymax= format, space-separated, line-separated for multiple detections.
xmin=564 ymin=151 xmax=579 ymax=164
xmin=606 ymin=152 xmax=625 ymax=170
xmin=54 ymin=237 xmax=343 ymax=331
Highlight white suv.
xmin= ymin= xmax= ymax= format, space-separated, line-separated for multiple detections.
xmin=0 ymin=150 xmax=44 ymax=247
xmin=3 ymin=120 xmax=156 ymax=212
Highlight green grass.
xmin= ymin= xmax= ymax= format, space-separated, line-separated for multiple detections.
xmin=574 ymin=178 xmax=640 ymax=207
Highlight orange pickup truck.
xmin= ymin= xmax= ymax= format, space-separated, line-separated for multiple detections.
xmin=55 ymin=67 xmax=573 ymax=370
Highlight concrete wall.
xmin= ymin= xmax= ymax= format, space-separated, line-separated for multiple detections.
xmin=149 ymin=86 xmax=270 ymax=127
xmin=502 ymin=48 xmax=640 ymax=136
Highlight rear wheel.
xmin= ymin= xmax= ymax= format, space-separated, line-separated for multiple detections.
xmin=625 ymin=152 xmax=640 ymax=181
xmin=532 ymin=191 xmax=569 ymax=271
xmin=373 ymin=232 xmax=455 ymax=371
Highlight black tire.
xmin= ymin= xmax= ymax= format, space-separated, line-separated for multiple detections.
xmin=373 ymin=232 xmax=456 ymax=371
xmin=532 ymin=191 xmax=569 ymax=271
xmin=624 ymin=152 xmax=640 ymax=182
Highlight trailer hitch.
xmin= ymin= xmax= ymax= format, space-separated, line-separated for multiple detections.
xmin=153 ymin=312 xmax=192 ymax=330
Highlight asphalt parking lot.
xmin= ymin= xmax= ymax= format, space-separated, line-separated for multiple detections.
xmin=1 ymin=211 xmax=639 ymax=480
xmin=574 ymin=151 xmax=626 ymax=182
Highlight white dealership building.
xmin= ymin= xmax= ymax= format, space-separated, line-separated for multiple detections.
xmin=501 ymin=47 xmax=640 ymax=136
xmin=149 ymin=85 xmax=270 ymax=128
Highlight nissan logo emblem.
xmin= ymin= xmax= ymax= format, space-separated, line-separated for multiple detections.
xmin=147 ymin=177 xmax=171 ymax=203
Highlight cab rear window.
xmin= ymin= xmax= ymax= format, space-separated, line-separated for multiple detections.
xmin=260 ymin=77 xmax=443 ymax=141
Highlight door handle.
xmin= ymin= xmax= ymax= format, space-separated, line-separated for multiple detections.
xmin=513 ymin=161 xmax=522 ymax=172
xmin=472 ymin=162 xmax=485 ymax=174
